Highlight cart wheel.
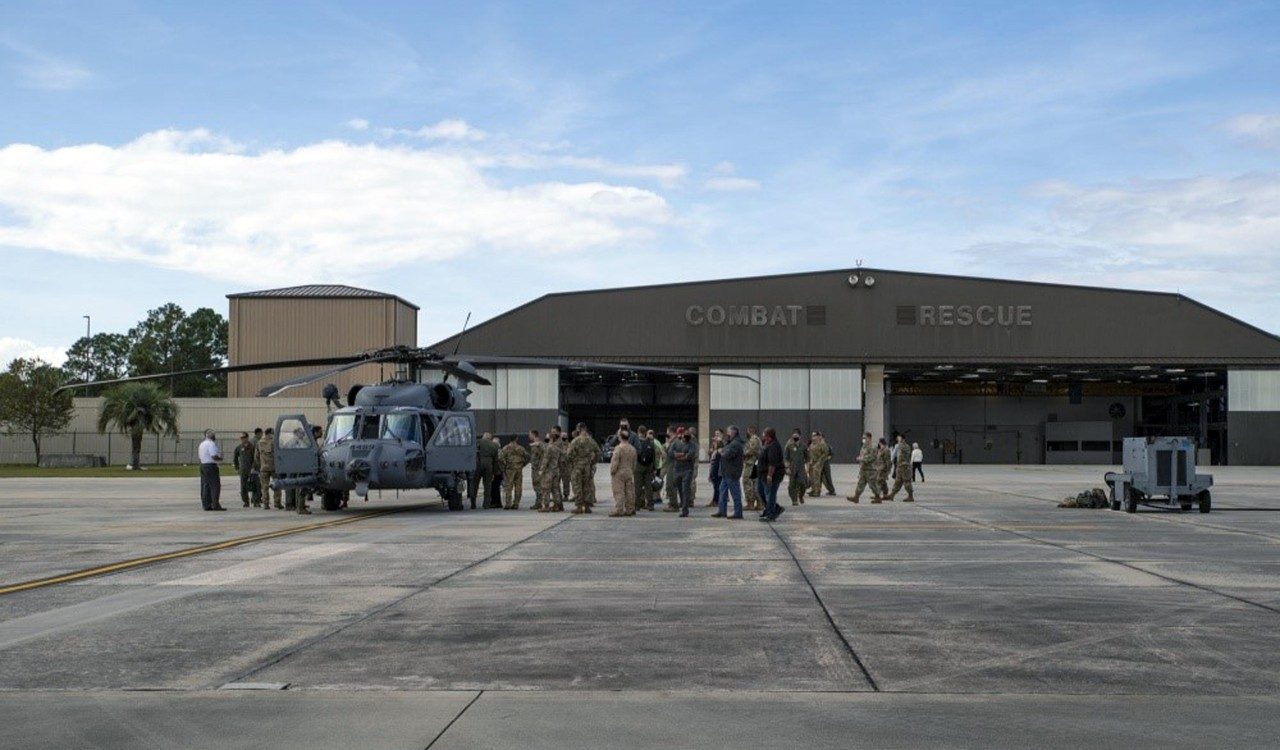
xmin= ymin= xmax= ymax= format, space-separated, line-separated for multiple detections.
xmin=1199 ymin=491 xmax=1211 ymax=514
xmin=1124 ymin=486 xmax=1138 ymax=514
xmin=1108 ymin=484 xmax=1121 ymax=511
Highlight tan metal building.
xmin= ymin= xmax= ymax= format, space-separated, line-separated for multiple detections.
xmin=227 ymin=285 xmax=418 ymax=398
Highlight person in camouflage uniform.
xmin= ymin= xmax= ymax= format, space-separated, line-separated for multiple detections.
xmin=742 ymin=426 xmax=763 ymax=512
xmin=538 ymin=431 xmax=565 ymax=512
xmin=874 ymin=438 xmax=891 ymax=500
xmin=497 ymin=437 xmax=531 ymax=510
xmin=806 ymin=433 xmax=832 ymax=498
xmin=255 ymin=428 xmax=281 ymax=510
xmin=785 ymin=430 xmax=809 ymax=506
xmin=887 ymin=434 xmax=915 ymax=502
xmin=687 ymin=427 xmax=699 ymax=505
xmin=846 ymin=432 xmax=880 ymax=504
xmin=553 ymin=427 xmax=571 ymax=504
xmin=528 ymin=430 xmax=545 ymax=510
xmin=568 ymin=424 xmax=601 ymax=514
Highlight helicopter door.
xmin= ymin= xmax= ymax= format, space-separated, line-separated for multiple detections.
xmin=274 ymin=414 xmax=319 ymax=477
xmin=431 ymin=413 xmax=477 ymax=473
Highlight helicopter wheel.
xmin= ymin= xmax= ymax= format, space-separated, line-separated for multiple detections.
xmin=320 ymin=490 xmax=343 ymax=512
xmin=441 ymin=481 xmax=465 ymax=512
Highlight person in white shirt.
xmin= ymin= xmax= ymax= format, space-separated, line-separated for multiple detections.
xmin=198 ymin=430 xmax=226 ymax=511
xmin=911 ymin=442 xmax=925 ymax=482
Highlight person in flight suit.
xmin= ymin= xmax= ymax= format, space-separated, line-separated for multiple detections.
xmin=609 ymin=429 xmax=638 ymax=517
xmin=469 ymin=432 xmax=498 ymax=510
xmin=255 ymin=428 xmax=281 ymax=510
xmin=785 ymin=430 xmax=809 ymax=506
xmin=233 ymin=432 xmax=258 ymax=507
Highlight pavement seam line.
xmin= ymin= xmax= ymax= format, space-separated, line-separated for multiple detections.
xmin=768 ymin=523 xmax=881 ymax=692
xmin=917 ymin=503 xmax=1280 ymax=617
xmin=220 ymin=515 xmax=575 ymax=686
xmin=424 ymin=690 xmax=484 ymax=749
xmin=0 ymin=507 xmax=413 ymax=596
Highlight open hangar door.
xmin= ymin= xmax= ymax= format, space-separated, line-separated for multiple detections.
xmin=886 ymin=365 xmax=1226 ymax=465
xmin=559 ymin=368 xmax=698 ymax=440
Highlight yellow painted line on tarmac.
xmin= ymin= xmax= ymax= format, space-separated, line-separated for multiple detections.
xmin=0 ymin=508 xmax=405 ymax=596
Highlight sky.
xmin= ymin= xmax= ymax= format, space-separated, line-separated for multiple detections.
xmin=2 ymin=0 xmax=1279 ymax=367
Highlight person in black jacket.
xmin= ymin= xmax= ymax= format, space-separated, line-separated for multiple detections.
xmin=755 ymin=427 xmax=786 ymax=522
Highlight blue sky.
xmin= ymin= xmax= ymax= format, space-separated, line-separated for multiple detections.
xmin=2 ymin=1 xmax=1279 ymax=365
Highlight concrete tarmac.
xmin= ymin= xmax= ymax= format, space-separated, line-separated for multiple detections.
xmin=2 ymin=465 xmax=1280 ymax=748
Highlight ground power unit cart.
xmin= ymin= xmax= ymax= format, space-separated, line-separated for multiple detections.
xmin=1104 ymin=437 xmax=1214 ymax=514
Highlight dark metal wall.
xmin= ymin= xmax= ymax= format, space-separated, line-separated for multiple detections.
xmin=1227 ymin=413 xmax=1280 ymax=465
xmin=435 ymin=269 xmax=1280 ymax=366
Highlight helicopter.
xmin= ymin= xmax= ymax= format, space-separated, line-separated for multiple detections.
xmin=58 ymin=344 xmax=757 ymax=512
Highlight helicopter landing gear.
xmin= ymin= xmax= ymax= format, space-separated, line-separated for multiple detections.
xmin=320 ymin=490 xmax=343 ymax=512
xmin=439 ymin=478 xmax=465 ymax=511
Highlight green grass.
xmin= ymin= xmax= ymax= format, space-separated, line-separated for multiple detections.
xmin=0 ymin=464 xmax=238 ymax=478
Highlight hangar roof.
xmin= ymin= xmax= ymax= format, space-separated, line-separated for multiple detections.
xmin=432 ymin=268 xmax=1280 ymax=367
xmin=228 ymin=284 xmax=419 ymax=310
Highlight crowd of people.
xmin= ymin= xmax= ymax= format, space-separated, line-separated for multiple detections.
xmin=195 ymin=418 xmax=926 ymax=519
xmin=197 ymin=426 xmax=324 ymax=514
xmin=474 ymin=419 xmax=925 ymax=522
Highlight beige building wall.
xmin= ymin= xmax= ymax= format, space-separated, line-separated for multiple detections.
xmin=228 ymin=297 xmax=417 ymax=398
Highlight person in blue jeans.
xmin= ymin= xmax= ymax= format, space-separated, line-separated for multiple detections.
xmin=714 ymin=426 xmax=745 ymax=519
xmin=755 ymin=427 xmax=786 ymax=521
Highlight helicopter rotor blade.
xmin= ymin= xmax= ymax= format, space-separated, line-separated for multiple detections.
xmin=54 ymin=355 xmax=373 ymax=394
xmin=446 ymin=355 xmax=760 ymax=383
xmin=255 ymin=354 xmax=404 ymax=397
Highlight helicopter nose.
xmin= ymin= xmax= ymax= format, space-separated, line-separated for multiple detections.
xmin=346 ymin=458 xmax=374 ymax=483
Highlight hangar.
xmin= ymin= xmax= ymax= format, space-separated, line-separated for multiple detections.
xmin=429 ymin=268 xmax=1280 ymax=466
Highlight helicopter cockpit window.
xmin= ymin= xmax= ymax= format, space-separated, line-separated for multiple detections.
xmin=325 ymin=414 xmax=356 ymax=445
xmin=279 ymin=419 xmax=312 ymax=449
xmin=421 ymin=414 xmax=436 ymax=443
xmin=358 ymin=415 xmax=381 ymax=440
xmin=381 ymin=413 xmax=419 ymax=443
xmin=436 ymin=416 xmax=472 ymax=447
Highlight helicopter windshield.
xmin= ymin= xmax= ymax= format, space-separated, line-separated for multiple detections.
xmin=358 ymin=415 xmax=381 ymax=440
xmin=381 ymin=413 xmax=419 ymax=443
xmin=326 ymin=414 xmax=356 ymax=445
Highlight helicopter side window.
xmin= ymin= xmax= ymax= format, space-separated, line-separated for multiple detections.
xmin=358 ymin=415 xmax=381 ymax=440
xmin=381 ymin=413 xmax=419 ymax=443
xmin=326 ymin=414 xmax=356 ymax=445
xmin=279 ymin=419 xmax=312 ymax=449
xmin=436 ymin=416 xmax=472 ymax=447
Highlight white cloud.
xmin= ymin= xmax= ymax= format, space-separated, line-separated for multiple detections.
xmin=381 ymin=119 xmax=488 ymax=142
xmin=0 ymin=338 xmax=67 ymax=369
xmin=345 ymin=118 xmax=370 ymax=131
xmin=480 ymin=153 xmax=688 ymax=187
xmin=703 ymin=176 xmax=761 ymax=192
xmin=0 ymin=129 xmax=673 ymax=286
xmin=1222 ymin=114 xmax=1280 ymax=149
xmin=958 ymin=172 xmax=1280 ymax=316
xmin=2 ymin=40 xmax=92 ymax=91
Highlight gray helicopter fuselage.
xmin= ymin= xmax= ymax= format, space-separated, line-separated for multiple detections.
xmin=271 ymin=381 xmax=477 ymax=503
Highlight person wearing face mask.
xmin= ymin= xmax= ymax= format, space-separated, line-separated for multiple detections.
xmin=785 ymin=429 xmax=809 ymax=506
xmin=846 ymin=432 xmax=880 ymax=504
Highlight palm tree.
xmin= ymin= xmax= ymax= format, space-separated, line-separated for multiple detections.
xmin=97 ymin=383 xmax=180 ymax=469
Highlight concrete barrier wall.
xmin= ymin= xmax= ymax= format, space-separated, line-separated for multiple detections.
xmin=1 ymin=397 xmax=329 ymax=465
